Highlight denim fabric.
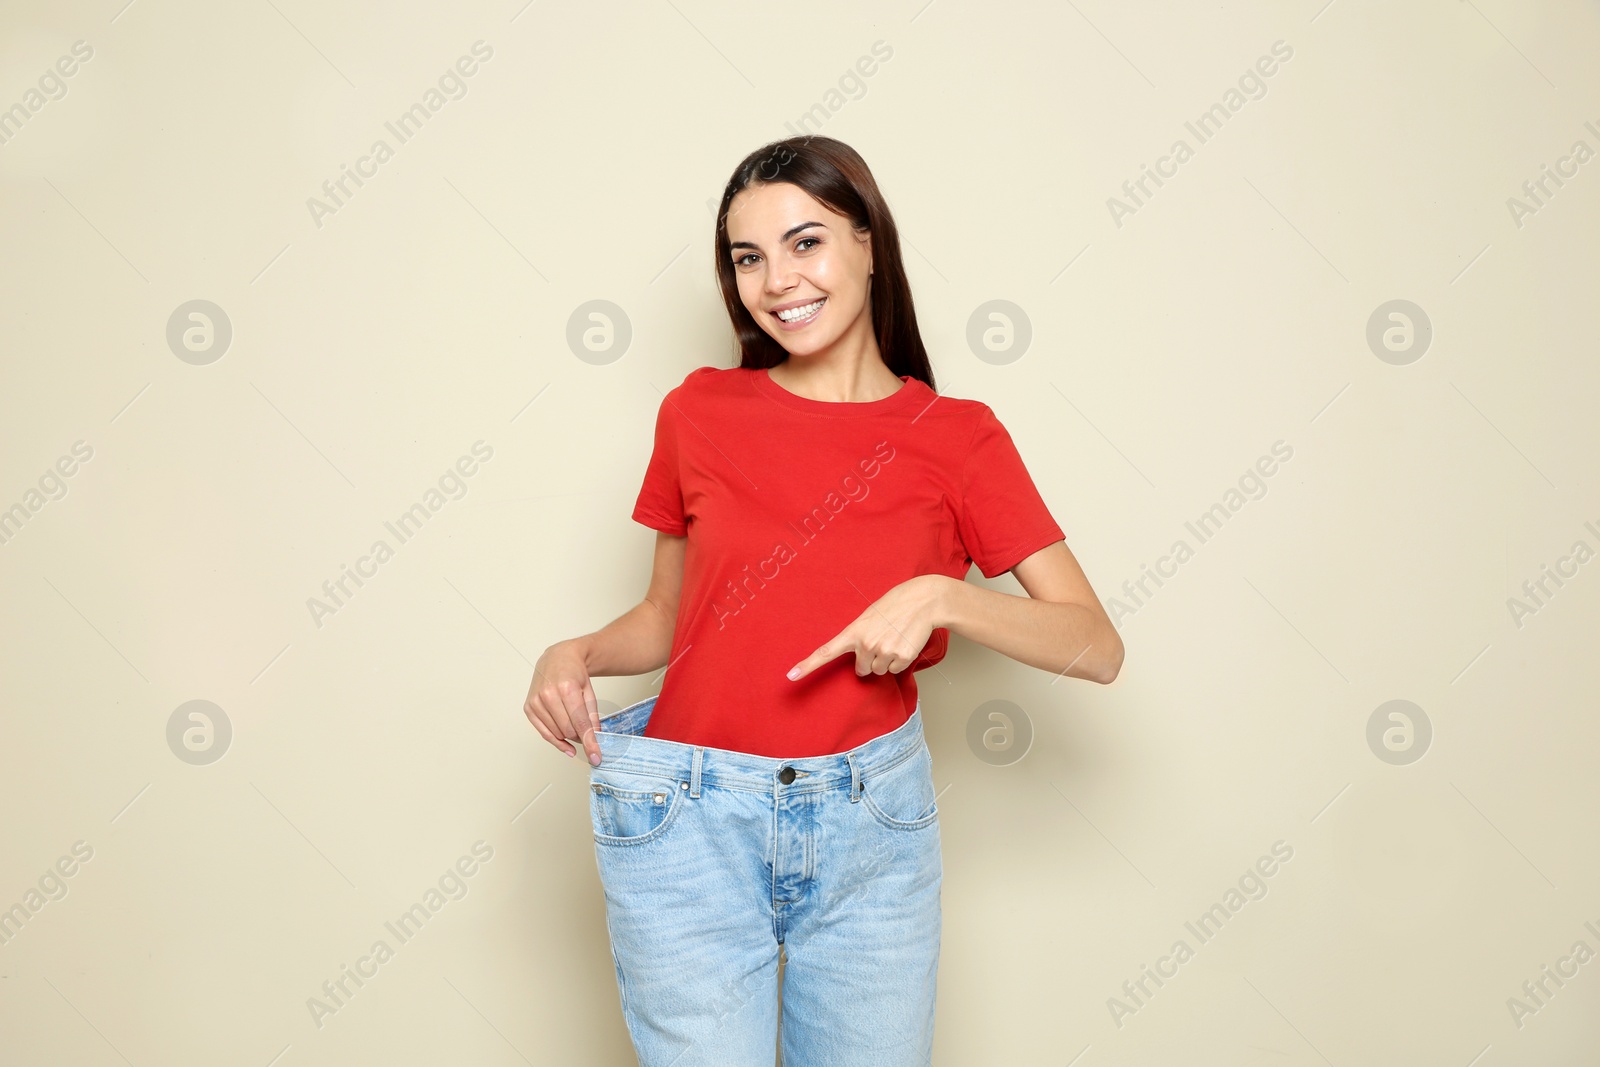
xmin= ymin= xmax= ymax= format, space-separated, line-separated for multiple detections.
xmin=588 ymin=694 xmax=942 ymax=1066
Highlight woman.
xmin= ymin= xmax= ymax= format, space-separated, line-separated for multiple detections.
xmin=524 ymin=136 xmax=1123 ymax=1066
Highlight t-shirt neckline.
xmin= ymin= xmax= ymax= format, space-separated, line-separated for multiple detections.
xmin=750 ymin=365 xmax=923 ymax=418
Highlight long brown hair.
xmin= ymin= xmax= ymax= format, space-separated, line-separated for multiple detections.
xmin=713 ymin=136 xmax=936 ymax=392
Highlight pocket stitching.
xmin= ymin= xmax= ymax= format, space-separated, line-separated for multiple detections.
xmin=859 ymin=753 xmax=939 ymax=831
xmin=861 ymin=788 xmax=939 ymax=831
xmin=591 ymin=777 xmax=686 ymax=847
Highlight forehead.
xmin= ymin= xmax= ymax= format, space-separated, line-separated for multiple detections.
xmin=725 ymin=182 xmax=847 ymax=242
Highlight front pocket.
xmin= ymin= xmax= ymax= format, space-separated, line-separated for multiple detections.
xmin=860 ymin=747 xmax=939 ymax=831
xmin=590 ymin=771 xmax=683 ymax=846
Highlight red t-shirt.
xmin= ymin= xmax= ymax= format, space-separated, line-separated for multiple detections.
xmin=631 ymin=364 xmax=1065 ymax=757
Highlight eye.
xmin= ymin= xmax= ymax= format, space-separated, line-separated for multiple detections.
xmin=732 ymin=252 xmax=759 ymax=268
xmin=796 ymin=236 xmax=820 ymax=251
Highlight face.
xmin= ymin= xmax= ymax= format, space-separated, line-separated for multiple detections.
xmin=725 ymin=181 xmax=874 ymax=359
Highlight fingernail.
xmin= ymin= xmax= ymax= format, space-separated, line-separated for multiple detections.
xmin=589 ymin=752 xmax=601 ymax=766
xmin=564 ymin=749 xmax=575 ymax=758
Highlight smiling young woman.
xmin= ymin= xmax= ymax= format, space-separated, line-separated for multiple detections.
xmin=523 ymin=136 xmax=1124 ymax=1066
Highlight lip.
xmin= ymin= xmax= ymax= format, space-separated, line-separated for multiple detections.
xmin=770 ymin=296 xmax=826 ymax=331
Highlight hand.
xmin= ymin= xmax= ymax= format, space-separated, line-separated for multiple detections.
xmin=524 ymin=639 xmax=602 ymax=766
xmin=786 ymin=575 xmax=949 ymax=681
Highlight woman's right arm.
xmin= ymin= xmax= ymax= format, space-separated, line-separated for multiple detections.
xmin=523 ymin=531 xmax=686 ymax=765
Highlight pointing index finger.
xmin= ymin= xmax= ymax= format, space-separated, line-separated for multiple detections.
xmin=787 ymin=636 xmax=843 ymax=681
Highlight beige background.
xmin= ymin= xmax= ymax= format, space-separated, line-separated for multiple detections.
xmin=2 ymin=0 xmax=1598 ymax=1063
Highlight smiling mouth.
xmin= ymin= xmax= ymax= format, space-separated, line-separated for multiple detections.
xmin=773 ymin=297 xmax=826 ymax=324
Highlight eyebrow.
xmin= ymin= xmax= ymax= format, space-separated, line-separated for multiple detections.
xmin=728 ymin=220 xmax=826 ymax=252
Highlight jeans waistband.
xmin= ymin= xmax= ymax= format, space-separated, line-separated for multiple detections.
xmin=593 ymin=694 xmax=926 ymax=796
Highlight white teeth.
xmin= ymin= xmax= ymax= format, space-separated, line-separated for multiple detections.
xmin=776 ymin=298 xmax=824 ymax=322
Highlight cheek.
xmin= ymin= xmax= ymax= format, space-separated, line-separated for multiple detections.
xmin=814 ymin=256 xmax=865 ymax=301
xmin=737 ymin=277 xmax=768 ymax=321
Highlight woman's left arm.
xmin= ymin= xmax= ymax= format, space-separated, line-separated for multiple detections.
xmin=934 ymin=540 xmax=1124 ymax=683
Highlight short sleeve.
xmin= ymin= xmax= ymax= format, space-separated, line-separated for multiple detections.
xmin=955 ymin=406 xmax=1065 ymax=578
xmin=631 ymin=390 xmax=688 ymax=536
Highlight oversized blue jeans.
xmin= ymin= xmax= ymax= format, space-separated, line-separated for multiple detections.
xmin=588 ymin=694 xmax=943 ymax=1066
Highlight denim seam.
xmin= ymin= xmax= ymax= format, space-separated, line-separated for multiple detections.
xmin=597 ymin=737 xmax=925 ymax=796
xmin=597 ymin=701 xmax=924 ymax=764
xmin=860 ymin=789 xmax=939 ymax=831
xmin=591 ymin=781 xmax=688 ymax=847
xmin=859 ymin=748 xmax=939 ymax=831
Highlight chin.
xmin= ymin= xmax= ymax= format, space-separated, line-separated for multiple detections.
xmin=777 ymin=333 xmax=837 ymax=358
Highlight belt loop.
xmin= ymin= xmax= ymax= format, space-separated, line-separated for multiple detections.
xmin=690 ymin=746 xmax=704 ymax=798
xmin=847 ymin=752 xmax=861 ymax=803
